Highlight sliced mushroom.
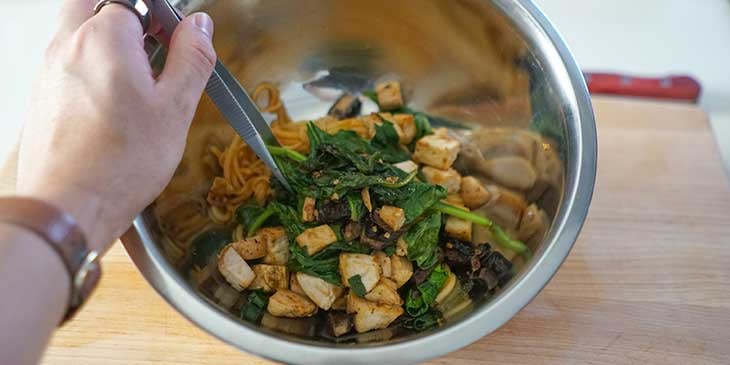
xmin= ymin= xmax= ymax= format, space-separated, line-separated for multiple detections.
xmin=482 ymin=156 xmax=537 ymax=190
xmin=480 ymin=185 xmax=527 ymax=230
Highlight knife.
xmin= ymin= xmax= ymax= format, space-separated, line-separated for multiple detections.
xmin=142 ymin=0 xmax=291 ymax=190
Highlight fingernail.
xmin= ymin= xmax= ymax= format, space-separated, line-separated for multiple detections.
xmin=192 ymin=13 xmax=213 ymax=39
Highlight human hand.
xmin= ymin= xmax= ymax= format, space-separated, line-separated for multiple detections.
xmin=17 ymin=0 xmax=217 ymax=252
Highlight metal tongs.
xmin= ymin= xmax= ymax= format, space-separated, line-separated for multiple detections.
xmin=138 ymin=0 xmax=291 ymax=190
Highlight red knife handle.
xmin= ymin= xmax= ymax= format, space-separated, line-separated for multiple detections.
xmin=584 ymin=72 xmax=702 ymax=103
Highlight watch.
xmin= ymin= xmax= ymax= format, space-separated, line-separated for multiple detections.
xmin=0 ymin=197 xmax=102 ymax=324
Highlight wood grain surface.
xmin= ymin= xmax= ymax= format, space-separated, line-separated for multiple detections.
xmin=2 ymin=97 xmax=730 ymax=364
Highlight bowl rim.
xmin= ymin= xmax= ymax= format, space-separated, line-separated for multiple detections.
xmin=123 ymin=0 xmax=597 ymax=363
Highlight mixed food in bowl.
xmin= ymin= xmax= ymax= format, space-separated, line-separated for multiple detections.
xmin=153 ymin=78 xmax=561 ymax=339
xmin=124 ymin=0 xmax=595 ymax=362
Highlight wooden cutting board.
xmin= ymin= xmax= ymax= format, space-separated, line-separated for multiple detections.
xmin=3 ymin=97 xmax=730 ymax=364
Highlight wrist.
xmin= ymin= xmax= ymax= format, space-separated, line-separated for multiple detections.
xmin=17 ymin=184 xmax=113 ymax=253
xmin=0 ymin=223 xmax=70 ymax=323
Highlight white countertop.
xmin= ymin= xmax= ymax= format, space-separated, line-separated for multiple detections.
xmin=2 ymin=0 xmax=730 ymax=171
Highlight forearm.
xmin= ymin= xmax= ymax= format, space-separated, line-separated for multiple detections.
xmin=0 ymin=223 xmax=70 ymax=365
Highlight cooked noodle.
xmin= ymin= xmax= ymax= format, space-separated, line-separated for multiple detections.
xmin=206 ymin=82 xmax=380 ymax=223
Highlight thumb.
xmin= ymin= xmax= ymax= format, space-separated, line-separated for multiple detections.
xmin=157 ymin=13 xmax=216 ymax=117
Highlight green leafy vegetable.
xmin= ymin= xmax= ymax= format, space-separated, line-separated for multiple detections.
xmin=235 ymin=201 xmax=265 ymax=229
xmin=432 ymin=201 xmax=530 ymax=257
xmin=245 ymin=204 xmax=277 ymax=237
xmin=268 ymin=145 xmax=307 ymax=162
xmin=346 ymin=193 xmax=364 ymax=221
xmin=269 ymin=202 xmax=308 ymax=238
xmin=372 ymin=181 xmax=447 ymax=223
xmin=190 ymin=229 xmax=231 ymax=267
xmin=404 ymin=212 xmax=442 ymax=269
xmin=401 ymin=309 xmax=442 ymax=331
xmin=240 ymin=290 xmax=270 ymax=324
xmin=405 ymin=264 xmax=449 ymax=317
xmin=288 ymin=240 xmax=371 ymax=286
xmin=348 ymin=275 xmax=367 ymax=297
xmin=372 ymin=117 xmax=411 ymax=163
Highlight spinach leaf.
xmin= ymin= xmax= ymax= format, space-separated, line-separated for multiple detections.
xmin=401 ymin=309 xmax=442 ymax=331
xmin=245 ymin=204 xmax=277 ymax=237
xmin=371 ymin=118 xmax=411 ymax=163
xmin=405 ymin=264 xmax=449 ymax=317
xmin=413 ymin=113 xmax=433 ymax=141
xmin=288 ymin=239 xmax=370 ymax=286
xmin=346 ymin=193 xmax=364 ymax=221
xmin=289 ymin=243 xmax=342 ymax=286
xmin=348 ymin=275 xmax=367 ymax=297
xmin=269 ymin=201 xmax=309 ymax=238
xmin=191 ymin=229 xmax=231 ymax=267
xmin=404 ymin=212 xmax=442 ymax=269
xmin=372 ymin=181 xmax=447 ymax=223
xmin=235 ymin=200 xmax=264 ymax=229
xmin=240 ymin=290 xmax=270 ymax=324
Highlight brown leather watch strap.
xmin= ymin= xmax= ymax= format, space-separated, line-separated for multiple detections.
xmin=0 ymin=196 xmax=101 ymax=324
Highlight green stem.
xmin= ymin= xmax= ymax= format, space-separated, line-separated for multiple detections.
xmin=267 ymin=145 xmax=307 ymax=162
xmin=432 ymin=202 xmax=531 ymax=257
xmin=246 ymin=205 xmax=276 ymax=237
xmin=379 ymin=170 xmax=418 ymax=188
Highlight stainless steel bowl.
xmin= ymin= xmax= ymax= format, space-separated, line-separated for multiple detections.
xmin=122 ymin=0 xmax=597 ymax=363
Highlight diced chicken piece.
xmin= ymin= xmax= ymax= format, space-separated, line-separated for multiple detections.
xmin=378 ymin=205 xmax=405 ymax=231
xmin=267 ymin=290 xmax=317 ymax=318
xmin=289 ymin=273 xmax=306 ymax=295
xmin=217 ymin=245 xmax=255 ymax=291
xmin=433 ymin=127 xmax=449 ymax=137
xmin=413 ymin=133 xmax=461 ymax=169
xmin=375 ymin=81 xmax=404 ymax=111
xmin=361 ymin=188 xmax=372 ymax=212
xmin=364 ymin=278 xmax=402 ymax=306
xmin=395 ymin=237 xmax=408 ymax=256
xmin=302 ymin=197 xmax=316 ymax=223
xmin=392 ymin=114 xmax=417 ymax=144
xmin=460 ymin=176 xmax=491 ymax=210
xmin=445 ymin=214 xmax=473 ymax=242
xmin=296 ymin=225 xmax=338 ymax=255
xmin=339 ymin=253 xmax=381 ymax=292
xmin=373 ymin=250 xmax=392 ymax=278
xmin=434 ymin=271 xmax=457 ymax=305
xmin=260 ymin=227 xmax=290 ymax=266
xmin=347 ymin=292 xmax=404 ymax=333
xmin=231 ymin=236 xmax=267 ymax=260
xmin=249 ymin=264 xmax=288 ymax=293
xmin=483 ymin=156 xmax=537 ymax=190
xmin=421 ymin=166 xmax=462 ymax=194
xmin=390 ymin=255 xmax=413 ymax=288
xmin=444 ymin=193 xmax=466 ymax=208
xmin=393 ymin=160 xmax=418 ymax=174
xmin=296 ymin=272 xmax=343 ymax=310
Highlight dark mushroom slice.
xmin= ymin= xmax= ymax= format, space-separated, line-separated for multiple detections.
xmin=481 ymin=251 xmax=513 ymax=287
xmin=316 ymin=199 xmax=351 ymax=224
xmin=326 ymin=311 xmax=354 ymax=337
xmin=360 ymin=212 xmax=401 ymax=250
xmin=341 ymin=221 xmax=362 ymax=242
xmin=328 ymin=93 xmax=362 ymax=119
